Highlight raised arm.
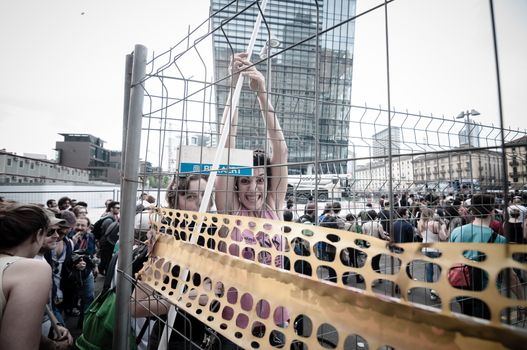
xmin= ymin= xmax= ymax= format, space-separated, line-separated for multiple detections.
xmin=215 ymin=56 xmax=242 ymax=214
xmin=257 ymin=87 xmax=288 ymax=213
xmin=216 ymin=53 xmax=289 ymax=214
xmin=236 ymin=53 xmax=288 ymax=212
xmin=131 ymin=280 xmax=170 ymax=318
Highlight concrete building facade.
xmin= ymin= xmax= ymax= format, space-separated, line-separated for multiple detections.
xmin=353 ymin=156 xmax=414 ymax=192
xmin=55 ymin=134 xmax=121 ymax=184
xmin=505 ymin=135 xmax=527 ymax=190
xmin=412 ymin=149 xmax=503 ymax=191
xmin=0 ymin=151 xmax=89 ymax=184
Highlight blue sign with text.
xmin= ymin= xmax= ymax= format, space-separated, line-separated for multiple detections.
xmin=180 ymin=163 xmax=253 ymax=176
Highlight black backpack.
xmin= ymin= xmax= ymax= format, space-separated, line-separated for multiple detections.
xmin=98 ymin=221 xmax=120 ymax=275
xmin=92 ymin=216 xmax=115 ymax=241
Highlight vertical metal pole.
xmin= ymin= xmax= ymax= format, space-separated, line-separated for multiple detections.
xmin=489 ymin=0 xmax=512 ymax=322
xmin=121 ymin=54 xmax=133 ymax=179
xmin=382 ymin=0 xmax=398 ymax=296
xmin=466 ymin=114 xmax=474 ymax=195
xmin=313 ymin=0 xmax=320 ymax=224
xmin=113 ymin=44 xmax=147 ymax=350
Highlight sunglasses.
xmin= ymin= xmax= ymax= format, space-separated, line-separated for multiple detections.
xmin=47 ymin=228 xmax=58 ymax=236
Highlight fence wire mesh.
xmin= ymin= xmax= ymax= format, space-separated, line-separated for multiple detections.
xmin=119 ymin=1 xmax=527 ymax=349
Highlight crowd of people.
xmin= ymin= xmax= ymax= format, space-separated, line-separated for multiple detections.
xmin=289 ymin=191 xmax=526 ymax=315
xmin=1 ymin=52 xmax=526 ymax=348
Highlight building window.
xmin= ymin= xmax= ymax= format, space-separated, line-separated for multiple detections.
xmin=30 ymin=163 xmax=35 ymax=170
xmin=7 ymin=159 xmax=12 ymax=166
xmin=19 ymin=161 xmax=23 ymax=168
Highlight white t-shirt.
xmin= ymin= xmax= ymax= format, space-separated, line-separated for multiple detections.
xmin=509 ymin=204 xmax=527 ymax=224
xmin=362 ymin=220 xmax=386 ymax=239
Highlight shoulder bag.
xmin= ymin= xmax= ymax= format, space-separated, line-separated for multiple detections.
xmin=447 ymin=231 xmax=498 ymax=290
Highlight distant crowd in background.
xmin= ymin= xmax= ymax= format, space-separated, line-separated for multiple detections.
xmin=288 ymin=190 xmax=526 ymax=317
xmin=289 ymin=191 xmax=527 ymax=246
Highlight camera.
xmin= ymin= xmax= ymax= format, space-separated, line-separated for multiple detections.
xmin=71 ymin=249 xmax=90 ymax=264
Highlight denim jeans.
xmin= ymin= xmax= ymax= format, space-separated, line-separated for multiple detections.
xmin=80 ymin=272 xmax=95 ymax=316
xmin=424 ymin=251 xmax=441 ymax=283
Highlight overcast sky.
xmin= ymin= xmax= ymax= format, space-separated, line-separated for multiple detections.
xmin=1 ymin=0 xmax=525 ymax=161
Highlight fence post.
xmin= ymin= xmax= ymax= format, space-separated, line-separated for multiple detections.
xmin=113 ymin=44 xmax=147 ymax=350
xmin=121 ymin=54 xmax=133 ymax=180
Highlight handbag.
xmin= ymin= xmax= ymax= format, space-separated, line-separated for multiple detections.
xmin=448 ymin=264 xmax=472 ymax=288
xmin=447 ymin=231 xmax=498 ymax=290
xmin=76 ymin=287 xmax=138 ymax=350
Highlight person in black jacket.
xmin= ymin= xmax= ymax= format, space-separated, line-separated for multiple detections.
xmin=392 ymin=208 xmax=416 ymax=243
xmin=61 ymin=249 xmax=96 ymax=328
xmin=392 ymin=207 xmax=418 ymax=280
xmin=378 ymin=201 xmax=393 ymax=234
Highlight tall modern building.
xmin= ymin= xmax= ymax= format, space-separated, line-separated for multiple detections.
xmin=372 ymin=127 xmax=401 ymax=157
xmin=211 ymin=0 xmax=356 ymax=174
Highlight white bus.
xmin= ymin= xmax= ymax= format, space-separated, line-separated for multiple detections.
xmin=287 ymin=174 xmax=350 ymax=203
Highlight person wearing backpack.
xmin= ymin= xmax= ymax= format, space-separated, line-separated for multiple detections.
xmin=449 ymin=193 xmax=524 ymax=319
xmin=92 ymin=201 xmax=120 ymax=241
xmin=344 ymin=213 xmax=362 ymax=233
xmin=98 ymin=220 xmax=120 ymax=276
xmin=297 ymin=202 xmax=317 ymax=224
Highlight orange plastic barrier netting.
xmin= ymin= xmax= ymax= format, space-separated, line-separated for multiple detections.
xmin=137 ymin=208 xmax=527 ymax=349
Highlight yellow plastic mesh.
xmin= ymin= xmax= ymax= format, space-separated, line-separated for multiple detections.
xmin=137 ymin=207 xmax=527 ymax=349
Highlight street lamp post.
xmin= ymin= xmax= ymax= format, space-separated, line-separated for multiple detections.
xmin=456 ymin=109 xmax=480 ymax=147
xmin=259 ymin=35 xmax=281 ymax=155
xmin=259 ymin=34 xmax=281 ymax=88
xmin=456 ymin=109 xmax=480 ymax=194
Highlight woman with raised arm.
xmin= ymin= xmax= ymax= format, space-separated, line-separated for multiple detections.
xmin=0 ymin=203 xmax=53 ymax=350
xmin=215 ymin=52 xmax=288 ymax=220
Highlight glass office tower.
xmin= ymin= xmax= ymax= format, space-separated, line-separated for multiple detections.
xmin=211 ymin=0 xmax=356 ymax=174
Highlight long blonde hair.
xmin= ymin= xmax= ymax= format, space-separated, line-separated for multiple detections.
xmin=418 ymin=207 xmax=434 ymax=232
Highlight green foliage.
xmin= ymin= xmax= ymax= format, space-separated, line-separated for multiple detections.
xmin=147 ymin=175 xmax=170 ymax=188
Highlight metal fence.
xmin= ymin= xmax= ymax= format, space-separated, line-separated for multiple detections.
xmin=114 ymin=1 xmax=527 ymax=349
xmin=0 ymin=187 xmax=120 ymax=208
